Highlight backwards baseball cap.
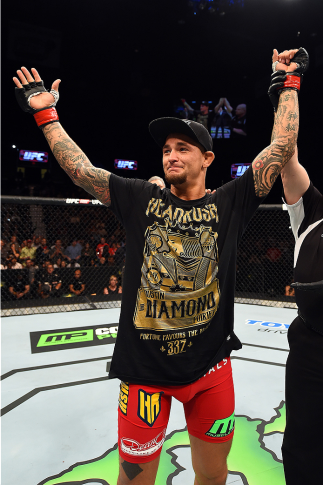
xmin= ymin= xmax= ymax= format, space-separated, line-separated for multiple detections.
xmin=149 ymin=117 xmax=213 ymax=152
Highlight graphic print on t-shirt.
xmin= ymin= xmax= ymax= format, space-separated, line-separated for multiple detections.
xmin=134 ymin=199 xmax=220 ymax=331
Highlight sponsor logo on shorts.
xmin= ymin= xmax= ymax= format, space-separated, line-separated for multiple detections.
xmin=138 ymin=390 xmax=163 ymax=427
xmin=205 ymin=411 xmax=235 ymax=438
xmin=119 ymin=382 xmax=129 ymax=415
xmin=120 ymin=429 xmax=166 ymax=457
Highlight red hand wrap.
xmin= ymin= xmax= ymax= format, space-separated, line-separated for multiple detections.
xmin=33 ymin=108 xmax=59 ymax=128
xmin=282 ymin=74 xmax=301 ymax=91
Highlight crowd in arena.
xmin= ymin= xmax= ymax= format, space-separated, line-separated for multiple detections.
xmin=1 ymin=233 xmax=125 ymax=301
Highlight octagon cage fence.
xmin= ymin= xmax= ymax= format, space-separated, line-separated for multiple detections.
xmin=1 ymin=196 xmax=296 ymax=317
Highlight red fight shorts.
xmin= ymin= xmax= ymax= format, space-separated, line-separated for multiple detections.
xmin=118 ymin=358 xmax=235 ymax=463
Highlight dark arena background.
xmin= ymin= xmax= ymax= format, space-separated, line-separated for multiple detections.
xmin=1 ymin=1 xmax=323 ymax=484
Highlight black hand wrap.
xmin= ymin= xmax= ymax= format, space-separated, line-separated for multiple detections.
xmin=15 ymin=81 xmax=49 ymax=114
xmin=268 ymin=47 xmax=309 ymax=111
xmin=15 ymin=80 xmax=59 ymax=128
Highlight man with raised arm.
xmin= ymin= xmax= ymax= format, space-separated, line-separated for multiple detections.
xmin=269 ymin=48 xmax=322 ymax=485
xmin=13 ymin=50 xmax=307 ymax=485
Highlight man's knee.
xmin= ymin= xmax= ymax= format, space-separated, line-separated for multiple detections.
xmin=195 ymin=465 xmax=228 ymax=485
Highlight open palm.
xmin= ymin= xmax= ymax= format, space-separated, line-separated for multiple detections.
xmin=13 ymin=66 xmax=60 ymax=110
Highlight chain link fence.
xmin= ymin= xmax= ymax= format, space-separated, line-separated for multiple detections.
xmin=1 ymin=197 xmax=296 ymax=317
xmin=1 ymin=196 xmax=125 ymax=316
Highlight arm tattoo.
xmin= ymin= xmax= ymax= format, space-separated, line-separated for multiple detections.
xmin=253 ymin=89 xmax=299 ymax=197
xmin=42 ymin=123 xmax=112 ymax=206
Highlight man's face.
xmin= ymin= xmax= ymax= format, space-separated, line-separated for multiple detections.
xmin=75 ymin=270 xmax=81 ymax=279
xmin=27 ymin=241 xmax=32 ymax=247
xmin=100 ymin=257 xmax=106 ymax=264
xmin=235 ymin=104 xmax=246 ymax=118
xmin=56 ymin=240 xmax=61 ymax=247
xmin=42 ymin=238 xmax=47 ymax=246
xmin=11 ymin=236 xmax=17 ymax=243
xmin=163 ymin=134 xmax=207 ymax=187
xmin=101 ymin=238 xmax=105 ymax=244
xmin=72 ymin=241 xmax=77 ymax=247
xmin=11 ymin=258 xmax=17 ymax=265
xmin=26 ymin=259 xmax=33 ymax=267
xmin=47 ymin=265 xmax=54 ymax=273
xmin=108 ymin=256 xmax=114 ymax=265
xmin=200 ymin=104 xmax=208 ymax=114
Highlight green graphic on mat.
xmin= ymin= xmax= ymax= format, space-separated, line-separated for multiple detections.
xmin=39 ymin=402 xmax=286 ymax=485
xmin=206 ymin=411 xmax=235 ymax=437
xmin=37 ymin=330 xmax=93 ymax=347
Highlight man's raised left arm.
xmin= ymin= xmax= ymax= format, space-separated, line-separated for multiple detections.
xmin=252 ymin=47 xmax=309 ymax=197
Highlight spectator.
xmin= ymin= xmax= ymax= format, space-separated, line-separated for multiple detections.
xmin=108 ymin=242 xmax=118 ymax=257
xmin=38 ymin=264 xmax=62 ymax=299
xmin=65 ymin=239 xmax=82 ymax=264
xmin=69 ymin=269 xmax=86 ymax=296
xmin=0 ymin=239 xmax=9 ymax=263
xmin=103 ymin=275 xmax=122 ymax=295
xmin=114 ymin=244 xmax=126 ymax=269
xmin=7 ymin=243 xmax=20 ymax=262
xmin=36 ymin=238 xmax=50 ymax=266
xmin=8 ymin=272 xmax=30 ymax=300
xmin=8 ymin=257 xmax=23 ymax=269
xmin=81 ymin=242 xmax=96 ymax=266
xmin=25 ymin=258 xmax=38 ymax=297
xmin=222 ymin=98 xmax=247 ymax=137
xmin=20 ymin=239 xmax=37 ymax=264
xmin=105 ymin=255 xmax=119 ymax=276
xmin=32 ymin=236 xmax=42 ymax=248
xmin=97 ymin=256 xmax=107 ymax=267
xmin=53 ymin=257 xmax=64 ymax=269
xmin=50 ymin=239 xmax=65 ymax=261
xmin=6 ymin=235 xmax=20 ymax=254
xmin=96 ymin=237 xmax=109 ymax=258
xmin=148 ymin=176 xmax=165 ymax=189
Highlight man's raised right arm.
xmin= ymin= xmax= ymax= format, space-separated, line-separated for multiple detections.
xmin=13 ymin=66 xmax=112 ymax=206
xmin=41 ymin=122 xmax=112 ymax=206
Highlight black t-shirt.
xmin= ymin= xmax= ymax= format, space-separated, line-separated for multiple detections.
xmin=108 ymin=168 xmax=263 ymax=385
xmin=71 ymin=277 xmax=85 ymax=292
xmin=284 ymin=183 xmax=323 ymax=332
xmin=10 ymin=271 xmax=29 ymax=292
xmin=39 ymin=271 xmax=61 ymax=285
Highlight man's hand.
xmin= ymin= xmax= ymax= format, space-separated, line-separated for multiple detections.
xmin=272 ymin=49 xmax=299 ymax=73
xmin=13 ymin=67 xmax=60 ymax=111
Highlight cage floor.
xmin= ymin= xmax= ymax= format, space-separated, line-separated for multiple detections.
xmin=1 ymin=303 xmax=298 ymax=485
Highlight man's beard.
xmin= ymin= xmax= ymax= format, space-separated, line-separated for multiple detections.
xmin=165 ymin=171 xmax=187 ymax=186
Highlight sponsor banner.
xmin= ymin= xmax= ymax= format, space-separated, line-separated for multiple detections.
xmin=245 ymin=319 xmax=290 ymax=330
xmin=231 ymin=163 xmax=251 ymax=179
xmin=121 ymin=429 xmax=166 ymax=457
xmin=30 ymin=323 xmax=118 ymax=353
xmin=19 ymin=150 xmax=48 ymax=162
xmin=114 ymin=159 xmax=138 ymax=170
xmin=65 ymin=198 xmax=103 ymax=205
